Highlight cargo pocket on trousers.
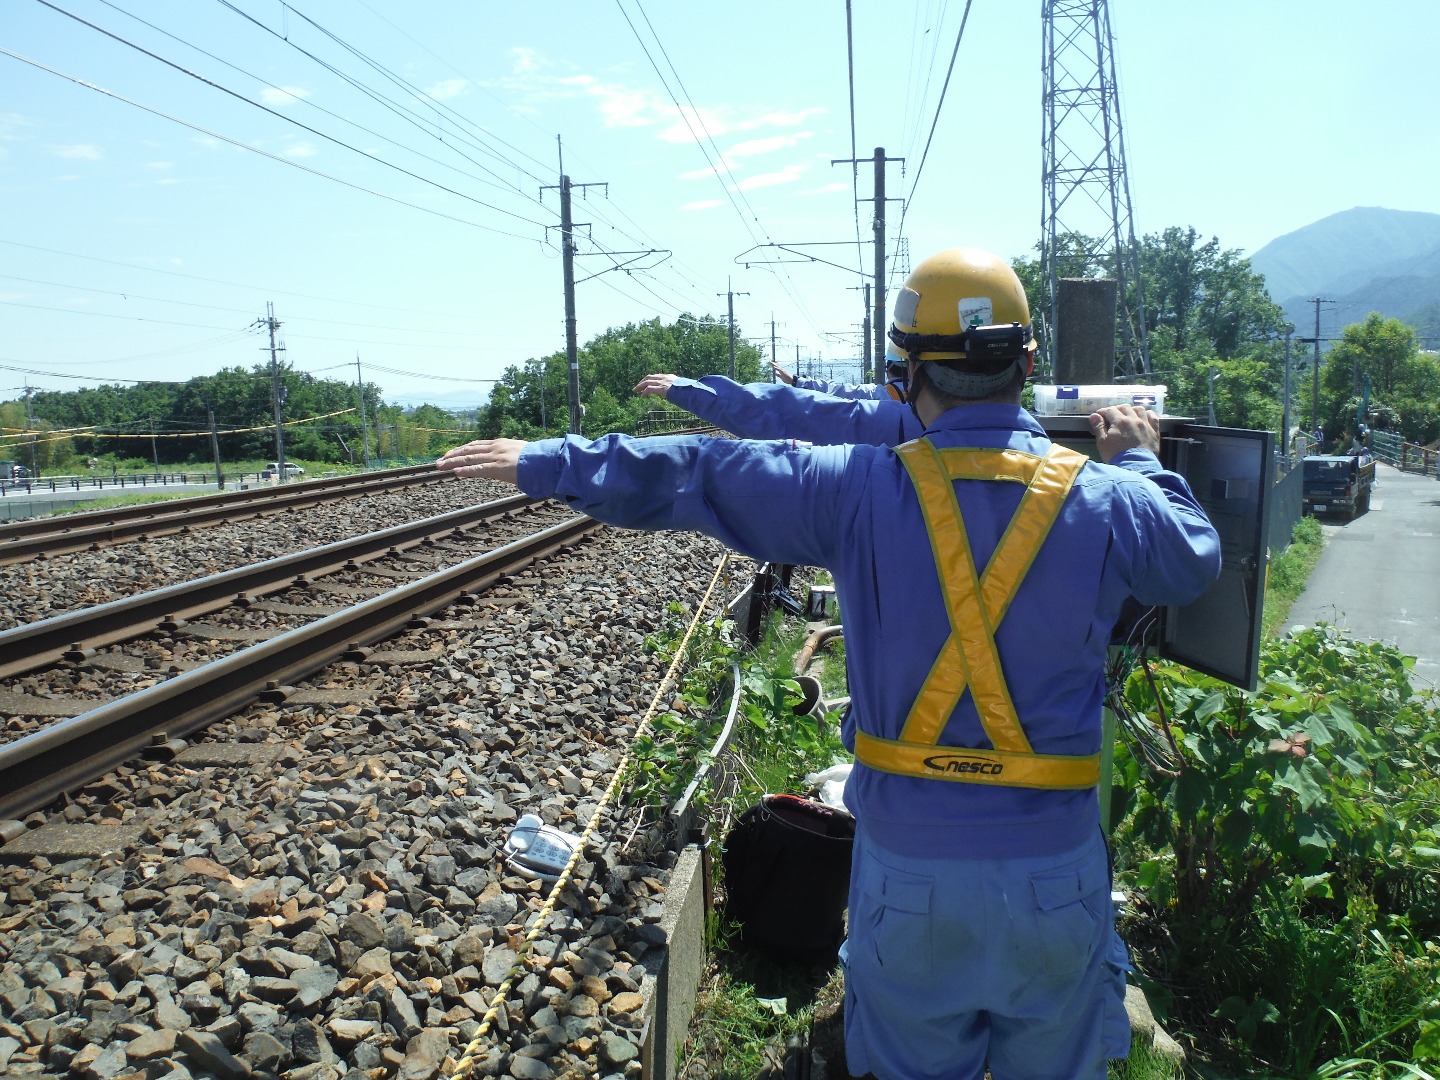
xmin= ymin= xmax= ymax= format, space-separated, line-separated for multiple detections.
xmin=1027 ymin=860 xmax=1105 ymax=985
xmin=855 ymin=852 xmax=934 ymax=978
xmin=1102 ymin=930 xmax=1134 ymax=1058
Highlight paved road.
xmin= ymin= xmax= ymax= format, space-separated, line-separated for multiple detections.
xmin=1287 ymin=463 xmax=1440 ymax=691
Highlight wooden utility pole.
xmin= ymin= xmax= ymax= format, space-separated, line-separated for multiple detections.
xmin=560 ymin=175 xmax=581 ymax=434
xmin=261 ymin=302 xmax=287 ymax=480
xmin=206 ymin=404 xmax=223 ymax=489
xmin=717 ymin=280 xmax=750 ymax=380
xmin=832 ymin=148 xmax=903 ymax=381
xmin=356 ymin=354 xmax=371 ymax=467
xmin=545 ymin=165 xmax=608 ymax=435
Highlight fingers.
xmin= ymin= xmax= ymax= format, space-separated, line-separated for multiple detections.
xmin=632 ymin=373 xmax=677 ymax=398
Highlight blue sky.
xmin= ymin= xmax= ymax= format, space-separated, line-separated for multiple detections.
xmin=4 ymin=0 xmax=1437 ymax=409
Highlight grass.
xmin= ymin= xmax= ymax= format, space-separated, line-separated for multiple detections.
xmin=1262 ymin=515 xmax=1325 ymax=639
xmin=53 ymin=491 xmax=202 ymax=515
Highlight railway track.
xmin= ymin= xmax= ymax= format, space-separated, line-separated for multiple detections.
xmin=0 ymin=483 xmax=743 ymax=1078
xmin=0 ymin=499 xmax=600 ymax=822
xmin=0 ymin=465 xmax=444 ymax=565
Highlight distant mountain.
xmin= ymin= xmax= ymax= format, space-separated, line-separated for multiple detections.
xmin=1249 ymin=207 xmax=1440 ymax=348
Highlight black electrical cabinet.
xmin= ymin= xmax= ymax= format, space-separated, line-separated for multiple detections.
xmin=1040 ymin=416 xmax=1274 ymax=691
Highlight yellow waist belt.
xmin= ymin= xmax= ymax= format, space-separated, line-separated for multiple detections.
xmin=854 ymin=439 xmax=1099 ymax=791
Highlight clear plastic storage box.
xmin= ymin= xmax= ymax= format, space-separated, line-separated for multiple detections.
xmin=1031 ymin=384 xmax=1167 ymax=416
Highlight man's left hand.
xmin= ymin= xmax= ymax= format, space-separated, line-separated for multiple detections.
xmin=435 ymin=439 xmax=527 ymax=485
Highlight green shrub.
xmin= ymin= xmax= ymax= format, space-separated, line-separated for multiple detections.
xmin=1113 ymin=626 xmax=1440 ymax=1073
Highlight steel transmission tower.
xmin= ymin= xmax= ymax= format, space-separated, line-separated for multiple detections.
xmin=1040 ymin=0 xmax=1151 ymax=379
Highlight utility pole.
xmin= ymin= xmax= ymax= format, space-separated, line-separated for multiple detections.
xmin=560 ymin=174 xmax=582 ymax=434
xmin=1282 ymin=330 xmax=1293 ymax=466
xmin=355 ymin=354 xmax=371 ymax=467
xmin=543 ymin=141 xmax=610 ymax=436
xmin=717 ymin=280 xmax=750 ymax=380
xmin=848 ymin=283 xmax=873 ymax=375
xmin=1302 ymin=297 xmax=1334 ymax=434
xmin=833 ymin=148 xmax=904 ymax=381
xmin=149 ymin=417 xmax=160 ymax=475
xmin=258 ymin=302 xmax=287 ymax=481
xmin=22 ymin=383 xmax=39 ymax=478
xmin=206 ymin=403 xmax=223 ymax=489
xmin=769 ymin=318 xmax=779 ymax=382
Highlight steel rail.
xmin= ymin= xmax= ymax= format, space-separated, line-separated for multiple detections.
xmin=0 ymin=465 xmax=445 ymax=564
xmin=0 ymin=493 xmax=541 ymax=680
xmin=0 ymin=514 xmax=603 ymax=824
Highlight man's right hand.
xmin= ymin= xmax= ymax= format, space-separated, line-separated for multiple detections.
xmin=769 ymin=360 xmax=796 ymax=386
xmin=1088 ymin=404 xmax=1161 ymax=463
xmin=633 ymin=373 xmax=678 ymax=399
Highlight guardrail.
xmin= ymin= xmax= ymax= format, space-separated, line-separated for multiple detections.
xmin=0 ymin=472 xmax=222 ymax=496
xmin=1370 ymin=431 xmax=1438 ymax=478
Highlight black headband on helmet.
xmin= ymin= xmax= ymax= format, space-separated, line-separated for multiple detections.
xmin=889 ymin=322 xmax=1030 ymax=364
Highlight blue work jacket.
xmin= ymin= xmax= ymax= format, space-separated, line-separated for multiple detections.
xmin=668 ymin=374 xmax=919 ymax=445
xmin=792 ymin=376 xmax=894 ymax=401
xmin=516 ymin=404 xmax=1221 ymax=860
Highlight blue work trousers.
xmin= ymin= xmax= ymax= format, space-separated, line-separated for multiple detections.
xmin=840 ymin=823 xmax=1129 ymax=1079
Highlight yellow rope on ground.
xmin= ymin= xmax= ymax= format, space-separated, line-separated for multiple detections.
xmin=447 ymin=551 xmax=733 ymax=1080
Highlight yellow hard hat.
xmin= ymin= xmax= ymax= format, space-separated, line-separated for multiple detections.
xmin=888 ymin=247 xmax=1035 ymax=364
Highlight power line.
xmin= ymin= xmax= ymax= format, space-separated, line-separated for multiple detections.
xmin=0 ymin=49 xmax=537 ymax=242
xmin=618 ymin=0 xmax=828 ymax=339
xmin=89 ymin=0 xmax=546 ymax=207
xmin=208 ymin=0 xmax=551 ymax=195
xmin=895 ymin=0 xmax=976 ymax=252
xmin=28 ymin=1 xmax=549 ymax=230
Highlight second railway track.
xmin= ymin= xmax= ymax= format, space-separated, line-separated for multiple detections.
xmin=0 ymin=486 xmax=747 ymax=1078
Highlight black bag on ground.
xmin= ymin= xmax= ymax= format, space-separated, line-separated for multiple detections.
xmin=721 ymin=793 xmax=856 ymax=964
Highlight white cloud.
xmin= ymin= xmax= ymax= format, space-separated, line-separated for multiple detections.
xmin=282 ymin=142 xmax=317 ymax=159
xmin=734 ymin=163 xmax=806 ymax=191
xmin=511 ymin=47 xmax=542 ymax=74
xmin=143 ymin=161 xmax=174 ymax=171
xmin=0 ymin=113 xmax=36 ymax=141
xmin=800 ymin=181 xmax=851 ymax=196
xmin=426 ymin=78 xmax=469 ymax=101
xmin=260 ymin=86 xmax=310 ymax=107
xmin=50 ymin=144 xmax=102 ymax=161
xmin=726 ymin=133 xmax=812 ymax=160
xmin=678 ymin=164 xmax=720 ymax=182
xmin=683 ymin=199 xmax=723 ymax=212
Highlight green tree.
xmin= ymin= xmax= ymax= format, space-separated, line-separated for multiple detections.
xmin=1015 ymin=227 xmax=1289 ymax=431
xmin=1320 ymin=313 xmax=1440 ymax=445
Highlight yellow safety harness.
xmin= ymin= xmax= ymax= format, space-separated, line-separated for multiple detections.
xmin=853 ymin=439 xmax=1100 ymax=790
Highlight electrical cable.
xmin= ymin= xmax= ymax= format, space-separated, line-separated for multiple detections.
xmin=28 ymin=1 xmax=548 ymax=231
xmin=620 ymin=0 xmax=829 ymax=340
xmin=207 ymin=0 xmax=550 ymax=196
xmin=894 ymin=0 xmax=975 ymax=257
xmin=88 ymin=0 xmax=545 ymax=206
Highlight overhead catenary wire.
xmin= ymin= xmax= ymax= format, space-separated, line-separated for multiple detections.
xmin=24 ymin=2 xmax=549 ymax=231
xmin=86 ymin=0 xmax=549 ymax=209
xmin=893 ymin=0 xmax=976 ymax=263
xmin=617 ymin=0 xmax=830 ymax=341
xmin=207 ymin=0 xmax=552 ymax=197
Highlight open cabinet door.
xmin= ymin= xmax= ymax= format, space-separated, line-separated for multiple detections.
xmin=1158 ymin=424 xmax=1273 ymax=691
xmin=1038 ymin=416 xmax=1274 ymax=691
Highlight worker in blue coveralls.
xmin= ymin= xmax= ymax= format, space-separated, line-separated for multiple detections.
xmin=770 ymin=342 xmax=911 ymax=402
xmin=436 ymin=247 xmax=1222 ymax=1080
